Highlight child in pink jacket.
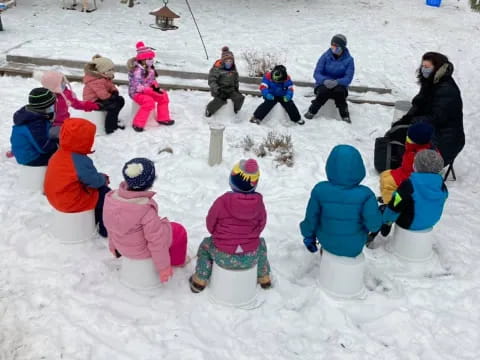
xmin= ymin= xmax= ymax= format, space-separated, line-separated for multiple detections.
xmin=83 ymin=54 xmax=125 ymax=134
xmin=103 ymin=157 xmax=188 ymax=283
xmin=36 ymin=70 xmax=99 ymax=138
xmin=127 ymin=41 xmax=174 ymax=132
xmin=189 ymin=159 xmax=271 ymax=293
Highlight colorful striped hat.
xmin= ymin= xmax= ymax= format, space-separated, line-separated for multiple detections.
xmin=136 ymin=41 xmax=155 ymax=61
xmin=229 ymin=159 xmax=260 ymax=193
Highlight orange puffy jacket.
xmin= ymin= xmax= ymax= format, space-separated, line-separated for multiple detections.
xmin=44 ymin=118 xmax=106 ymax=213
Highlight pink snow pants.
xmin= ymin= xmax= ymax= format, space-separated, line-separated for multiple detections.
xmin=132 ymin=91 xmax=171 ymax=128
xmin=169 ymin=222 xmax=188 ymax=266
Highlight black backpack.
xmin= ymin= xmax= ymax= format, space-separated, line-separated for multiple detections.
xmin=374 ymin=124 xmax=410 ymax=173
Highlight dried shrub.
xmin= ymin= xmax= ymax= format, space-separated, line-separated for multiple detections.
xmin=471 ymin=0 xmax=480 ymax=12
xmin=241 ymin=132 xmax=294 ymax=167
xmin=241 ymin=50 xmax=286 ymax=77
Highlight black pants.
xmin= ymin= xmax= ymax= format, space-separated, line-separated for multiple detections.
xmin=95 ymin=185 xmax=111 ymax=237
xmin=309 ymin=85 xmax=348 ymax=114
xmin=254 ymin=97 xmax=301 ymax=123
xmin=97 ymin=94 xmax=125 ymax=134
xmin=207 ymin=91 xmax=245 ymax=115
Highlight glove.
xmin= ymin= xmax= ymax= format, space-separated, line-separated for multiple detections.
xmin=84 ymin=101 xmax=100 ymax=112
xmin=283 ymin=95 xmax=292 ymax=102
xmin=323 ymin=79 xmax=338 ymax=89
xmin=380 ymin=223 xmax=392 ymax=237
xmin=264 ymin=93 xmax=274 ymax=101
xmin=152 ymin=86 xmax=164 ymax=94
xmin=159 ymin=266 xmax=173 ymax=283
xmin=303 ymin=238 xmax=318 ymax=253
xmin=101 ymin=173 xmax=110 ymax=185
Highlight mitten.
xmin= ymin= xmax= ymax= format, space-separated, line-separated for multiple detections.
xmin=264 ymin=93 xmax=274 ymax=101
xmin=303 ymin=238 xmax=318 ymax=253
xmin=283 ymin=95 xmax=292 ymax=102
xmin=101 ymin=173 xmax=110 ymax=185
xmin=159 ymin=266 xmax=173 ymax=283
xmin=323 ymin=79 xmax=338 ymax=89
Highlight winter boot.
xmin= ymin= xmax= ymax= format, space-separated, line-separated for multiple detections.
xmin=296 ymin=119 xmax=305 ymax=125
xmin=158 ymin=120 xmax=175 ymax=126
xmin=304 ymin=111 xmax=314 ymax=120
xmin=258 ymin=275 xmax=272 ymax=289
xmin=205 ymin=109 xmax=212 ymax=118
xmin=132 ymin=125 xmax=144 ymax=132
xmin=339 ymin=106 xmax=351 ymax=123
xmin=249 ymin=116 xmax=261 ymax=125
xmin=189 ymin=275 xmax=207 ymax=293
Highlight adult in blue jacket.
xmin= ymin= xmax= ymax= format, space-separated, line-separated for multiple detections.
xmin=250 ymin=65 xmax=303 ymax=125
xmin=10 ymin=88 xmax=58 ymax=166
xmin=305 ymin=34 xmax=355 ymax=123
xmin=300 ymin=145 xmax=382 ymax=258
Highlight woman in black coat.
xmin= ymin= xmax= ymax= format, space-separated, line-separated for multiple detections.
xmin=399 ymin=52 xmax=465 ymax=166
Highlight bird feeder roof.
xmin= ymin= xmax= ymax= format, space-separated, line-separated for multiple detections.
xmin=150 ymin=6 xmax=180 ymax=19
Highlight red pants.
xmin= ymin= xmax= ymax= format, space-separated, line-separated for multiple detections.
xmin=132 ymin=91 xmax=171 ymax=128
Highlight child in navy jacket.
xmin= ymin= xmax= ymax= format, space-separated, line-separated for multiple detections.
xmin=250 ymin=65 xmax=304 ymax=125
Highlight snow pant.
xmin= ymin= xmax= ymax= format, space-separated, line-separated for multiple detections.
xmin=132 ymin=91 xmax=171 ymax=128
xmin=113 ymin=222 xmax=188 ymax=266
xmin=206 ymin=91 xmax=245 ymax=115
xmin=95 ymin=185 xmax=111 ymax=237
xmin=194 ymin=237 xmax=270 ymax=282
xmin=26 ymin=149 xmax=57 ymax=166
xmin=379 ymin=170 xmax=398 ymax=204
xmin=253 ymin=96 xmax=301 ymax=123
xmin=97 ymin=94 xmax=125 ymax=134
xmin=308 ymin=85 xmax=348 ymax=114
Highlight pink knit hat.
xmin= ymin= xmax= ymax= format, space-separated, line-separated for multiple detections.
xmin=38 ymin=70 xmax=65 ymax=94
xmin=136 ymin=41 xmax=155 ymax=61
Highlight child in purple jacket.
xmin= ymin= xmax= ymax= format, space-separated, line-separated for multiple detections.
xmin=189 ymin=159 xmax=271 ymax=292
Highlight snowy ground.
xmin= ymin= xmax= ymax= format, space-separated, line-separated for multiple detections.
xmin=1 ymin=1 xmax=480 ymax=359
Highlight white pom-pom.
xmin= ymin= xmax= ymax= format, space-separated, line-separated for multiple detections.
xmin=33 ymin=70 xmax=45 ymax=83
xmin=125 ymin=163 xmax=144 ymax=178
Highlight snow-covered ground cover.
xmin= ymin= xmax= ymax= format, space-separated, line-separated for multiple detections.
xmin=1 ymin=1 xmax=479 ymax=359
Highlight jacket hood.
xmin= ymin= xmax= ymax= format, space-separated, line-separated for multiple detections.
xmin=411 ymin=173 xmax=447 ymax=201
xmin=83 ymin=63 xmax=107 ymax=81
xmin=127 ymin=57 xmax=139 ymax=71
xmin=433 ymin=62 xmax=454 ymax=84
xmin=224 ymin=192 xmax=264 ymax=221
xmin=105 ymin=182 xmax=157 ymax=234
xmin=326 ymin=145 xmax=366 ymax=187
xmin=13 ymin=106 xmax=48 ymax=125
xmin=59 ymin=118 xmax=96 ymax=154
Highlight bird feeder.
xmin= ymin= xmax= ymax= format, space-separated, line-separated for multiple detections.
xmin=150 ymin=0 xmax=179 ymax=31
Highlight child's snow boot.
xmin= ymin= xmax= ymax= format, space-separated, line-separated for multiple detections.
xmin=189 ymin=275 xmax=207 ymax=293
xmin=258 ymin=275 xmax=272 ymax=289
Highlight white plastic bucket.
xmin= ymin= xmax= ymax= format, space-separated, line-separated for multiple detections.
xmin=18 ymin=165 xmax=47 ymax=192
xmin=209 ymin=263 xmax=258 ymax=308
xmin=51 ymin=209 xmax=96 ymax=243
xmin=392 ymin=225 xmax=434 ymax=262
xmin=318 ymin=250 xmax=366 ymax=298
xmin=119 ymin=257 xmax=161 ymax=290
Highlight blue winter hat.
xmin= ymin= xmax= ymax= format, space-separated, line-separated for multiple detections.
xmin=407 ymin=122 xmax=434 ymax=145
xmin=122 ymin=157 xmax=156 ymax=191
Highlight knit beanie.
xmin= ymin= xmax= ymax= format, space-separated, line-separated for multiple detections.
xmin=28 ymin=87 xmax=56 ymax=111
xmin=91 ymin=54 xmax=115 ymax=74
xmin=221 ymin=46 xmax=234 ymax=62
xmin=135 ymin=41 xmax=155 ymax=61
xmin=407 ymin=122 xmax=434 ymax=145
xmin=122 ymin=157 xmax=156 ymax=191
xmin=229 ymin=159 xmax=260 ymax=193
xmin=331 ymin=34 xmax=347 ymax=49
xmin=37 ymin=70 xmax=65 ymax=94
xmin=414 ymin=150 xmax=444 ymax=174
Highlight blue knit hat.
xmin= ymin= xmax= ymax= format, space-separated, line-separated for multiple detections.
xmin=229 ymin=159 xmax=260 ymax=193
xmin=407 ymin=122 xmax=434 ymax=145
xmin=122 ymin=157 xmax=156 ymax=191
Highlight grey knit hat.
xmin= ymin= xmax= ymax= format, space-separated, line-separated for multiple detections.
xmin=331 ymin=34 xmax=347 ymax=49
xmin=414 ymin=150 xmax=444 ymax=174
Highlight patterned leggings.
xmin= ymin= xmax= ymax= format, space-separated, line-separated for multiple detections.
xmin=194 ymin=237 xmax=270 ymax=282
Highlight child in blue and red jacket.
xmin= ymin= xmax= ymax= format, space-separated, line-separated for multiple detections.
xmin=249 ymin=65 xmax=304 ymax=125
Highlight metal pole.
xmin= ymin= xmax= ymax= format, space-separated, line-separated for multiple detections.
xmin=185 ymin=0 xmax=209 ymax=60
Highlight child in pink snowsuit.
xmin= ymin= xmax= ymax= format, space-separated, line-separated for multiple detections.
xmin=127 ymin=41 xmax=174 ymax=132
xmin=103 ymin=157 xmax=188 ymax=283
xmin=37 ymin=70 xmax=99 ymax=138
